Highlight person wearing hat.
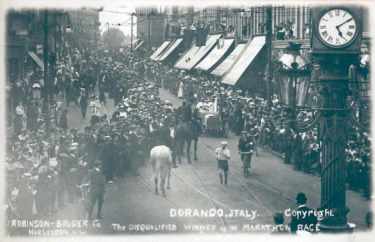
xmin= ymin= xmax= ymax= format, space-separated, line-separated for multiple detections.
xmin=98 ymin=135 xmax=115 ymax=183
xmin=57 ymin=138 xmax=75 ymax=207
xmin=58 ymin=109 xmax=68 ymax=131
xmin=14 ymin=103 xmax=26 ymax=135
xmin=26 ymin=100 xmax=38 ymax=131
xmin=79 ymin=88 xmax=89 ymax=119
xmin=238 ymin=131 xmax=254 ymax=177
xmin=289 ymin=192 xmax=318 ymax=233
xmin=272 ymin=212 xmax=288 ymax=233
xmin=177 ymin=79 xmax=184 ymax=99
xmin=87 ymin=160 xmax=106 ymax=220
xmin=180 ymin=101 xmax=192 ymax=122
xmin=98 ymin=76 xmax=107 ymax=106
xmin=215 ymin=141 xmax=231 ymax=185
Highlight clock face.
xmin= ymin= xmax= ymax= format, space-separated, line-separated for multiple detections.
xmin=318 ymin=8 xmax=358 ymax=48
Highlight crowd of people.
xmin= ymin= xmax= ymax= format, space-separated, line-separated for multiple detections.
xmin=147 ymin=55 xmax=371 ymax=199
xmin=5 ymin=38 xmax=371 ymax=228
xmin=5 ymin=45 xmax=184 ymax=224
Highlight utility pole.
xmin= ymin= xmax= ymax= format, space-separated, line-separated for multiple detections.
xmin=265 ymin=6 xmax=272 ymax=104
xmin=43 ymin=10 xmax=50 ymax=129
xmin=131 ymin=13 xmax=134 ymax=51
xmin=148 ymin=13 xmax=151 ymax=50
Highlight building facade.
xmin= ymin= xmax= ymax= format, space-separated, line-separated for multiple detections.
xmin=6 ymin=10 xmax=68 ymax=83
xmin=6 ymin=9 xmax=101 ymax=84
xmin=152 ymin=5 xmax=370 ymax=107
xmin=66 ymin=8 xmax=101 ymax=49
xmin=135 ymin=7 xmax=166 ymax=49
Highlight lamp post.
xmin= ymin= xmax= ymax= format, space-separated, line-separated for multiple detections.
xmin=278 ymin=42 xmax=310 ymax=165
xmin=131 ymin=12 xmax=135 ymax=52
xmin=43 ymin=10 xmax=50 ymax=130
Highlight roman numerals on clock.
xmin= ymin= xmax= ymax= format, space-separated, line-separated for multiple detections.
xmin=317 ymin=8 xmax=358 ymax=47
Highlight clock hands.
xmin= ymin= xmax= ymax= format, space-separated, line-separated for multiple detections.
xmin=336 ymin=17 xmax=353 ymax=29
xmin=335 ymin=17 xmax=353 ymax=41
xmin=337 ymin=30 xmax=347 ymax=41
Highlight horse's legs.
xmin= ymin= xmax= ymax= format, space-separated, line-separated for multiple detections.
xmin=171 ymin=144 xmax=177 ymax=168
xmin=193 ymin=138 xmax=198 ymax=161
xmin=175 ymin=140 xmax=181 ymax=164
xmin=186 ymin=139 xmax=192 ymax=164
xmin=181 ymin=140 xmax=186 ymax=163
xmin=154 ymin=176 xmax=159 ymax=195
xmin=160 ymin=177 xmax=166 ymax=197
xmin=167 ymin=166 xmax=171 ymax=189
xmin=177 ymin=141 xmax=182 ymax=164
xmin=181 ymin=140 xmax=185 ymax=156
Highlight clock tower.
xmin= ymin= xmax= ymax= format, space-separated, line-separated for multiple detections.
xmin=311 ymin=6 xmax=363 ymax=232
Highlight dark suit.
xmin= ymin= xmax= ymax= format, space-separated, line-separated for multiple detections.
xmin=158 ymin=125 xmax=172 ymax=147
xmin=98 ymin=141 xmax=114 ymax=181
xmin=88 ymin=168 xmax=106 ymax=219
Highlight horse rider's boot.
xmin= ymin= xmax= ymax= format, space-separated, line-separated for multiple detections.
xmin=219 ymin=174 xmax=223 ymax=184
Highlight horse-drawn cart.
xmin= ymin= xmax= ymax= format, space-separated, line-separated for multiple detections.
xmin=196 ymin=101 xmax=225 ymax=137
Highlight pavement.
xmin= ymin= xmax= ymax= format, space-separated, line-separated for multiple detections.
xmin=53 ymin=88 xmax=372 ymax=234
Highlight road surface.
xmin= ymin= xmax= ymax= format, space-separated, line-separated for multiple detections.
xmin=53 ymin=88 xmax=371 ymax=234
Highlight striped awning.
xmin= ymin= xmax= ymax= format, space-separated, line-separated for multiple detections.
xmin=134 ymin=41 xmax=144 ymax=51
xmin=174 ymin=46 xmax=201 ymax=69
xmin=150 ymin=41 xmax=171 ymax=61
xmin=157 ymin=38 xmax=183 ymax=62
xmin=195 ymin=38 xmax=235 ymax=71
xmin=174 ymin=34 xmax=222 ymax=70
xmin=222 ymin=36 xmax=266 ymax=86
xmin=28 ymin=51 xmax=44 ymax=71
xmin=211 ymin=43 xmax=246 ymax=77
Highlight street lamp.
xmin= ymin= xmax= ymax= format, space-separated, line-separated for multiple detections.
xmin=278 ymin=42 xmax=310 ymax=165
xmin=31 ymin=83 xmax=42 ymax=100
xmin=278 ymin=42 xmax=310 ymax=107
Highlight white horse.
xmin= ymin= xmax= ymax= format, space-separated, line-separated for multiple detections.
xmin=150 ymin=145 xmax=172 ymax=197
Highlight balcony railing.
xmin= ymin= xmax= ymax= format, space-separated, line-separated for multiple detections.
xmin=272 ymin=39 xmax=310 ymax=49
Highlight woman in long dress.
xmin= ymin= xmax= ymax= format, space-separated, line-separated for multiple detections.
xmin=177 ymin=81 xmax=184 ymax=99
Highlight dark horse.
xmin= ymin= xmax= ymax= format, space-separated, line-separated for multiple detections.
xmin=174 ymin=118 xmax=202 ymax=164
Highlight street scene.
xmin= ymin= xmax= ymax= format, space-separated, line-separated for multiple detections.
xmin=4 ymin=4 xmax=372 ymax=236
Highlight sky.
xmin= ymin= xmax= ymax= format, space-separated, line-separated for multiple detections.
xmin=99 ymin=7 xmax=136 ymax=37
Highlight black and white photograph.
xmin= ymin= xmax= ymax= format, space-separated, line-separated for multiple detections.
xmin=1 ymin=0 xmax=373 ymax=240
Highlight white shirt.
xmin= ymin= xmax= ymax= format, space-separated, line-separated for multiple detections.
xmin=215 ymin=147 xmax=231 ymax=161
xmin=170 ymin=127 xmax=175 ymax=139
